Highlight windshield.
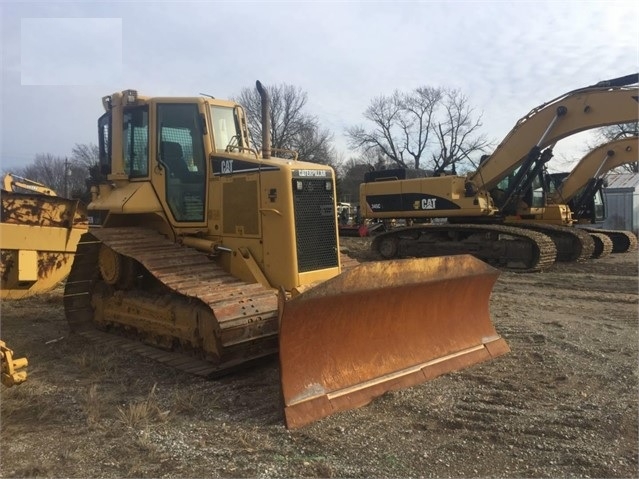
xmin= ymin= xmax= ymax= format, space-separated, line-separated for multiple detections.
xmin=210 ymin=106 xmax=241 ymax=152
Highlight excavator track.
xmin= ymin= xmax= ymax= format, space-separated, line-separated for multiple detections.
xmin=588 ymin=232 xmax=613 ymax=259
xmin=504 ymin=222 xmax=595 ymax=263
xmin=64 ymin=227 xmax=279 ymax=377
xmin=371 ymin=223 xmax=557 ymax=273
xmin=578 ymin=227 xmax=638 ymax=254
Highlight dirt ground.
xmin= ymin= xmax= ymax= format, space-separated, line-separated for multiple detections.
xmin=1 ymin=237 xmax=637 ymax=478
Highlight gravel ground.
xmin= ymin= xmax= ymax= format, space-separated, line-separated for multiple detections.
xmin=1 ymin=237 xmax=637 ymax=478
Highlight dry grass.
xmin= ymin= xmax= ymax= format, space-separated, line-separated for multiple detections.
xmin=116 ymin=384 xmax=169 ymax=429
xmin=168 ymin=388 xmax=213 ymax=416
xmin=70 ymin=348 xmax=122 ymax=380
xmin=85 ymin=384 xmax=101 ymax=426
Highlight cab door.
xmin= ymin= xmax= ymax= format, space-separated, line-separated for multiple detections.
xmin=156 ymin=102 xmax=208 ymax=224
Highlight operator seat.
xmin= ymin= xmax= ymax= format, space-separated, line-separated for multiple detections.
xmin=160 ymin=141 xmax=190 ymax=179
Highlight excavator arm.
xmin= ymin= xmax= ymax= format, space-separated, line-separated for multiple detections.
xmin=2 ymin=173 xmax=58 ymax=196
xmin=550 ymin=136 xmax=638 ymax=204
xmin=470 ymin=74 xmax=639 ymax=192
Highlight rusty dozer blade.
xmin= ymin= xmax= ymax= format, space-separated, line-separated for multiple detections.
xmin=278 ymin=254 xmax=510 ymax=429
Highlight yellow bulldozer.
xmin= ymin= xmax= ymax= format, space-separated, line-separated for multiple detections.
xmin=1 ymin=173 xmax=88 ymax=299
xmin=62 ymin=82 xmax=509 ymax=429
xmin=360 ymin=73 xmax=639 ymax=271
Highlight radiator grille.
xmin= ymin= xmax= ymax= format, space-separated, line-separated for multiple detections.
xmin=293 ymin=179 xmax=338 ymax=272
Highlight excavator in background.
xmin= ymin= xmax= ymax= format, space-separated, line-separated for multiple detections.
xmin=360 ymin=73 xmax=639 ymax=272
xmin=547 ymin=136 xmax=638 ymax=253
xmin=63 ymin=82 xmax=509 ymax=429
xmin=1 ymin=173 xmax=88 ymax=299
xmin=3 ymin=173 xmax=58 ymax=196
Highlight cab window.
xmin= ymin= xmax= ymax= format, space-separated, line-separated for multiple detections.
xmin=211 ymin=106 xmax=241 ymax=152
xmin=98 ymin=112 xmax=111 ymax=175
xmin=530 ymin=174 xmax=545 ymax=208
xmin=122 ymin=106 xmax=149 ymax=177
xmin=157 ymin=103 xmax=206 ymax=222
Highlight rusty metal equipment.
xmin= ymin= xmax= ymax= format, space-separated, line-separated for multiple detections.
xmin=279 ymin=255 xmax=509 ymax=428
xmin=1 ymin=179 xmax=88 ymax=300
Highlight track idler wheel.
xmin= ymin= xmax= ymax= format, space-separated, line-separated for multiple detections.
xmin=373 ymin=235 xmax=399 ymax=259
xmin=98 ymin=245 xmax=137 ymax=289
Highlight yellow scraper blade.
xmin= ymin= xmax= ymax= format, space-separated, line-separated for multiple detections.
xmin=278 ymin=254 xmax=509 ymax=429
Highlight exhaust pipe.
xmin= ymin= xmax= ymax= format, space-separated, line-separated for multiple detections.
xmin=256 ymin=80 xmax=271 ymax=159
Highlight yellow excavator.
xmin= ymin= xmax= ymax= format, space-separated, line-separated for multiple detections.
xmin=360 ymin=73 xmax=639 ymax=271
xmin=1 ymin=173 xmax=88 ymax=299
xmin=547 ymin=136 xmax=638 ymax=253
xmin=62 ymin=82 xmax=509 ymax=429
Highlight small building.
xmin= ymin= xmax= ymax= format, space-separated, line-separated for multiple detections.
xmin=603 ymin=173 xmax=639 ymax=234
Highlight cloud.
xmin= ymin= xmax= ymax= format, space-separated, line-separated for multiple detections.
xmin=20 ymin=17 xmax=122 ymax=86
xmin=1 ymin=0 xmax=637 ymax=171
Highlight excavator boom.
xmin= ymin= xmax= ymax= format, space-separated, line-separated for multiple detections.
xmin=470 ymin=74 xmax=639 ymax=191
xmin=551 ymin=137 xmax=638 ymax=204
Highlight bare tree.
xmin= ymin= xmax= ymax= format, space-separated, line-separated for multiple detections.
xmin=71 ymin=143 xmax=99 ymax=170
xmin=431 ymin=89 xmax=490 ymax=174
xmin=234 ymin=83 xmax=336 ymax=167
xmin=346 ymin=86 xmax=487 ymax=172
xmin=346 ymin=92 xmax=407 ymax=167
xmin=12 ymin=154 xmax=78 ymax=197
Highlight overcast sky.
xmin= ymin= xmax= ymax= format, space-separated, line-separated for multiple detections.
xmin=1 ymin=1 xmax=638 ymax=173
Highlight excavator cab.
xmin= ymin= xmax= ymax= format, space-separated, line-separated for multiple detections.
xmin=64 ymin=83 xmax=510 ymax=428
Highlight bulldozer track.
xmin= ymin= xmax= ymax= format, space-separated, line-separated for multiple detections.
xmin=63 ymin=228 xmax=280 ymax=377
xmin=578 ymin=227 xmax=638 ymax=254
xmin=372 ymin=223 xmax=557 ymax=273
xmin=64 ymin=228 xmax=362 ymax=378
xmin=504 ymin=222 xmax=595 ymax=263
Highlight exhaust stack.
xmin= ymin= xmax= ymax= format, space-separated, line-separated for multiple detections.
xmin=256 ymin=80 xmax=271 ymax=159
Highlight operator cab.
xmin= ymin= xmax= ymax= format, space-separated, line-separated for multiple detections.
xmin=97 ymin=90 xmax=250 ymax=225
